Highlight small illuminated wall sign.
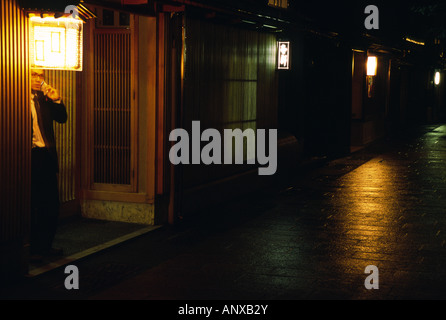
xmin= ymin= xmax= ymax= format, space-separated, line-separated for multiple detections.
xmin=278 ymin=41 xmax=290 ymax=70
xmin=29 ymin=15 xmax=83 ymax=71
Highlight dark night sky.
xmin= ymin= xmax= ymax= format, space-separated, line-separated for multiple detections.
xmin=17 ymin=0 xmax=446 ymax=43
xmin=290 ymin=0 xmax=446 ymax=42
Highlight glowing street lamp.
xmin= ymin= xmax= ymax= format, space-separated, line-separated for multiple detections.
xmin=29 ymin=14 xmax=83 ymax=71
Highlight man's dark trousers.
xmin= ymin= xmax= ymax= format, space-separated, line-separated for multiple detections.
xmin=30 ymin=90 xmax=67 ymax=256
xmin=31 ymin=147 xmax=60 ymax=255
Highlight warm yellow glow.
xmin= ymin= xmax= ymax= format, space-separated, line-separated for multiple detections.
xmin=331 ymin=157 xmax=405 ymax=274
xmin=29 ymin=16 xmax=83 ymax=71
xmin=51 ymin=32 xmax=60 ymax=52
xmin=405 ymin=37 xmax=425 ymax=46
xmin=35 ymin=40 xmax=44 ymax=61
xmin=367 ymin=56 xmax=377 ymax=76
xmin=435 ymin=72 xmax=441 ymax=85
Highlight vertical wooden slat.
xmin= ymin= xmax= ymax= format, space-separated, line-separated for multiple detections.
xmin=113 ymin=34 xmax=117 ymax=183
xmin=118 ymin=33 xmax=122 ymax=183
xmin=100 ymin=32 xmax=103 ymax=183
xmin=110 ymin=32 xmax=113 ymax=184
xmin=105 ymin=33 xmax=108 ymax=183
xmin=92 ymin=28 xmax=133 ymax=188
xmin=97 ymin=33 xmax=100 ymax=183
xmin=156 ymin=13 xmax=165 ymax=195
xmin=108 ymin=32 xmax=112 ymax=184
xmin=107 ymin=33 xmax=110 ymax=184
xmin=1 ymin=0 xmax=30 ymax=241
xmin=118 ymin=33 xmax=121 ymax=183
xmin=96 ymin=33 xmax=99 ymax=183
xmin=96 ymin=32 xmax=98 ymax=183
xmin=1 ymin=0 xmax=31 ymax=280
xmin=182 ymin=18 xmax=278 ymax=187
xmin=103 ymin=33 xmax=106 ymax=183
xmin=122 ymin=32 xmax=126 ymax=183
xmin=123 ymin=32 xmax=126 ymax=183
xmin=46 ymin=69 xmax=77 ymax=204
xmin=99 ymin=33 xmax=103 ymax=183
xmin=124 ymin=31 xmax=128 ymax=184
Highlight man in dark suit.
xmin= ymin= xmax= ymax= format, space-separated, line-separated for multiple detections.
xmin=30 ymin=68 xmax=67 ymax=261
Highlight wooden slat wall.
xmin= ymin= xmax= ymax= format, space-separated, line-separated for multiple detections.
xmin=45 ymin=70 xmax=77 ymax=203
xmin=0 ymin=0 xmax=31 ymax=242
xmin=182 ymin=18 xmax=278 ymax=188
xmin=257 ymin=32 xmax=279 ymax=130
xmin=93 ymin=30 xmax=132 ymax=186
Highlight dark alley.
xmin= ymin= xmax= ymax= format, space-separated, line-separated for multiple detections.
xmin=2 ymin=124 xmax=446 ymax=301
xmin=2 ymin=0 xmax=446 ymax=305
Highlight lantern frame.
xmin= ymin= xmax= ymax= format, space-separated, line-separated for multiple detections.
xmin=29 ymin=14 xmax=83 ymax=71
xmin=277 ymin=41 xmax=290 ymax=70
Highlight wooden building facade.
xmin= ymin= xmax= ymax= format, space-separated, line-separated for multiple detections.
xmin=0 ymin=0 xmax=295 ymax=280
xmin=0 ymin=0 xmax=31 ymax=282
xmin=1 ymin=0 xmax=441 ymax=281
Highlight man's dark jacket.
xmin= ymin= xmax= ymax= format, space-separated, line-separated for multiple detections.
xmin=32 ymin=90 xmax=68 ymax=172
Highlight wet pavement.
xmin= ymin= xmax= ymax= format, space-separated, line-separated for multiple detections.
xmin=2 ymin=124 xmax=446 ymax=301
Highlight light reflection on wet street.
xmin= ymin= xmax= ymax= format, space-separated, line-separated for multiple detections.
xmin=87 ymin=125 xmax=446 ymax=300
xmin=271 ymin=124 xmax=446 ymax=298
xmin=4 ymin=125 xmax=446 ymax=300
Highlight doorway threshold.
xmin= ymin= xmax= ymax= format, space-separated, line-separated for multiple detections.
xmin=27 ymin=218 xmax=161 ymax=277
xmin=350 ymin=145 xmax=365 ymax=153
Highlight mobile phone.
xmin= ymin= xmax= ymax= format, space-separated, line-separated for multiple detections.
xmin=40 ymin=81 xmax=49 ymax=95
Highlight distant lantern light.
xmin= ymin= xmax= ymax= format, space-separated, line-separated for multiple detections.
xmin=278 ymin=41 xmax=290 ymax=70
xmin=367 ymin=56 xmax=377 ymax=76
xmin=29 ymin=15 xmax=83 ymax=71
xmin=435 ymin=72 xmax=441 ymax=86
xmin=405 ymin=37 xmax=425 ymax=46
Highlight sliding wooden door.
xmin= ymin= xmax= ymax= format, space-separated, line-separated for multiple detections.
xmin=83 ymin=14 xmax=138 ymax=196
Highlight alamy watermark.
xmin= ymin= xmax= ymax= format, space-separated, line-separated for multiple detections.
xmin=169 ymin=121 xmax=277 ymax=176
xmin=65 ymin=5 xmax=79 ymax=19
xmin=364 ymin=5 xmax=379 ymax=30
xmin=364 ymin=265 xmax=379 ymax=290
xmin=64 ymin=265 xmax=79 ymax=290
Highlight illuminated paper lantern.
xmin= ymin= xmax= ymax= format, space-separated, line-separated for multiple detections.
xmin=366 ymin=56 xmax=377 ymax=76
xmin=29 ymin=15 xmax=83 ymax=71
